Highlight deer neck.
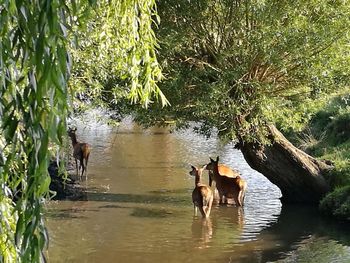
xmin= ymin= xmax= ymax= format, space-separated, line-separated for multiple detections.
xmin=195 ymin=172 xmax=202 ymax=186
xmin=70 ymin=135 xmax=78 ymax=147
xmin=212 ymin=165 xmax=221 ymax=179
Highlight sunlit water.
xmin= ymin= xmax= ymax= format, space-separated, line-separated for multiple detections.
xmin=46 ymin=117 xmax=350 ymax=263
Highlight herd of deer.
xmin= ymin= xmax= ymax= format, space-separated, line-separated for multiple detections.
xmin=190 ymin=157 xmax=247 ymax=218
xmin=67 ymin=128 xmax=246 ymax=219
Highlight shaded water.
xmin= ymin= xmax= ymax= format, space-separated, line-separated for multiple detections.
xmin=46 ymin=118 xmax=350 ymax=263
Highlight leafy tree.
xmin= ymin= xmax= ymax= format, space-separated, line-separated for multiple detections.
xmin=69 ymin=0 xmax=168 ymax=110
xmin=0 ymin=0 xmax=163 ymax=261
xmin=127 ymin=0 xmax=350 ymax=203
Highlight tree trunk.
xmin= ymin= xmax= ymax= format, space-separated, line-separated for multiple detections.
xmin=238 ymin=125 xmax=332 ymax=204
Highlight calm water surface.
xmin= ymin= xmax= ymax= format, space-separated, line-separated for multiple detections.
xmin=46 ymin=118 xmax=350 ymax=263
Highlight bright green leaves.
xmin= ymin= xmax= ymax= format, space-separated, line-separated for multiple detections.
xmin=70 ymin=0 xmax=168 ymax=109
xmin=0 ymin=0 xmax=71 ymax=261
xmin=0 ymin=196 xmax=18 ymax=263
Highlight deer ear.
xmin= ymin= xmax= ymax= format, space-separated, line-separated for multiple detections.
xmin=216 ymin=156 xmax=219 ymax=162
xmin=190 ymin=165 xmax=196 ymax=170
xmin=209 ymin=157 xmax=214 ymax=162
xmin=73 ymin=127 xmax=77 ymax=131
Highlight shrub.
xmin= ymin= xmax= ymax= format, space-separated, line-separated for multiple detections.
xmin=319 ymin=185 xmax=350 ymax=221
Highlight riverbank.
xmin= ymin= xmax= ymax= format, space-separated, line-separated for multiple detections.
xmin=287 ymin=93 xmax=350 ymax=221
xmin=48 ymin=161 xmax=87 ymax=201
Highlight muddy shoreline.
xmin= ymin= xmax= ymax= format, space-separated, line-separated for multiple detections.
xmin=48 ymin=161 xmax=87 ymax=201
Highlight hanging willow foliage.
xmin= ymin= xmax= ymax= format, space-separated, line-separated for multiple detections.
xmin=70 ymin=0 xmax=169 ymax=108
xmin=0 ymin=0 xmax=165 ymax=261
xmin=0 ymin=0 xmax=71 ymax=261
xmin=101 ymin=0 xmax=168 ymax=107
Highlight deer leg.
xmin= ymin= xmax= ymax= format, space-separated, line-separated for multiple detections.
xmin=213 ymin=188 xmax=220 ymax=202
xmin=240 ymin=189 xmax=246 ymax=206
xmin=205 ymin=195 xmax=214 ymax=218
xmin=80 ymin=157 xmax=85 ymax=177
xmin=75 ymin=158 xmax=78 ymax=176
xmin=234 ymin=191 xmax=241 ymax=207
xmin=219 ymin=192 xmax=224 ymax=205
xmin=198 ymin=206 xmax=206 ymax=218
xmin=237 ymin=191 xmax=242 ymax=206
xmin=85 ymin=154 xmax=89 ymax=175
xmin=224 ymin=195 xmax=229 ymax=204
xmin=194 ymin=204 xmax=198 ymax=216
xmin=220 ymin=192 xmax=228 ymax=205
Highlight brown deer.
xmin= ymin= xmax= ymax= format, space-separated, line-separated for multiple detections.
xmin=189 ymin=165 xmax=214 ymax=218
xmin=207 ymin=164 xmax=239 ymax=189
xmin=207 ymin=162 xmax=240 ymax=202
xmin=206 ymin=157 xmax=247 ymax=206
xmin=68 ymin=127 xmax=91 ymax=177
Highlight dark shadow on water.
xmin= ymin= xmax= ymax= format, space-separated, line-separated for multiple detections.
xmin=264 ymin=204 xmax=350 ymax=245
xmin=98 ymin=204 xmax=130 ymax=209
xmin=47 ymin=208 xmax=90 ymax=220
xmin=86 ymin=191 xmax=189 ymax=205
xmin=130 ymin=207 xmax=174 ymax=218
xmin=226 ymin=204 xmax=350 ymax=262
xmin=149 ymin=188 xmax=191 ymax=195
xmin=48 ymin=189 xmax=190 ymax=220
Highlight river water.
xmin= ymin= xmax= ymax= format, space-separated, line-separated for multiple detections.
xmin=46 ymin=117 xmax=350 ymax=263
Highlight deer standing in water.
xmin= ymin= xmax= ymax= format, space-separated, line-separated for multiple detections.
xmin=208 ymin=163 xmax=240 ymax=201
xmin=68 ymin=127 xmax=91 ymax=177
xmin=206 ymin=157 xmax=247 ymax=206
xmin=189 ymin=165 xmax=214 ymax=218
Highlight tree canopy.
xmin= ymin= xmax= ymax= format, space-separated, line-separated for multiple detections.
xmin=128 ymin=0 xmax=350 ymax=143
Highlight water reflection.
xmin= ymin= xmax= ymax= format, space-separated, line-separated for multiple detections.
xmin=46 ymin=117 xmax=350 ymax=263
xmin=191 ymin=218 xmax=213 ymax=249
xmin=222 ymin=205 xmax=350 ymax=263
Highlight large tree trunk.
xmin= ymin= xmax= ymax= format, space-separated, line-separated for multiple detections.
xmin=238 ymin=125 xmax=332 ymax=204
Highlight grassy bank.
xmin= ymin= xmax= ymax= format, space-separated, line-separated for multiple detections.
xmin=288 ymin=93 xmax=350 ymax=221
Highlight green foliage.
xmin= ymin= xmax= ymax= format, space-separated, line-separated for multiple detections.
xmin=286 ymin=92 xmax=350 ymax=219
xmin=69 ymin=0 xmax=168 ymax=109
xmin=312 ymin=94 xmax=350 ymax=146
xmin=0 ymin=0 xmax=71 ymax=261
xmin=293 ymin=91 xmax=350 ymax=157
xmin=0 ymin=197 xmax=18 ymax=262
xmin=129 ymin=0 xmax=350 ymax=144
xmin=320 ymin=185 xmax=350 ymax=221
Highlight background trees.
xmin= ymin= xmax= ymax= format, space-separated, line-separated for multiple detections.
xmin=141 ymin=0 xmax=350 ymax=139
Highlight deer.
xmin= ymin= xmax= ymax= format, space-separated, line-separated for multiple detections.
xmin=206 ymin=160 xmax=240 ymax=202
xmin=206 ymin=156 xmax=247 ymax=206
xmin=67 ymin=127 xmax=91 ymax=178
xmin=189 ymin=165 xmax=214 ymax=218
xmin=208 ymin=164 xmax=239 ymax=185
